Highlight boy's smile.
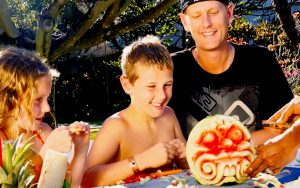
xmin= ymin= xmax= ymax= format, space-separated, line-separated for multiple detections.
xmin=128 ymin=65 xmax=173 ymax=118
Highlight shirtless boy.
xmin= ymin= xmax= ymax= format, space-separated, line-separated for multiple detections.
xmin=81 ymin=35 xmax=189 ymax=187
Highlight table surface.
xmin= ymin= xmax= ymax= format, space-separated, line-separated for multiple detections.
xmin=98 ymin=152 xmax=300 ymax=188
xmin=66 ymin=142 xmax=300 ymax=188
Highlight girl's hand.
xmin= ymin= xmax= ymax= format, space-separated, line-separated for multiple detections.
xmin=140 ymin=142 xmax=178 ymax=169
xmin=69 ymin=121 xmax=90 ymax=148
xmin=169 ymin=139 xmax=186 ymax=162
xmin=44 ymin=126 xmax=73 ymax=153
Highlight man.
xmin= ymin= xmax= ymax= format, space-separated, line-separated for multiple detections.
xmin=246 ymin=96 xmax=300 ymax=177
xmin=168 ymin=0 xmax=293 ymax=144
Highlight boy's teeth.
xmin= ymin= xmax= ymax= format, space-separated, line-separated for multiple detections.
xmin=203 ymin=32 xmax=215 ymax=36
xmin=152 ymin=102 xmax=162 ymax=107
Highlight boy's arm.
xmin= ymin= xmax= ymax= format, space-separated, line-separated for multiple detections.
xmin=81 ymin=117 xmax=178 ymax=187
xmin=81 ymin=118 xmax=135 ymax=187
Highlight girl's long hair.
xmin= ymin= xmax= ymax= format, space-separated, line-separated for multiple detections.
xmin=0 ymin=47 xmax=50 ymax=139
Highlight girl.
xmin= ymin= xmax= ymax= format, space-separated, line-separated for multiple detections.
xmin=0 ymin=47 xmax=90 ymax=188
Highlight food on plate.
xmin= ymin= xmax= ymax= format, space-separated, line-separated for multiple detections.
xmin=0 ymin=134 xmax=42 ymax=187
xmin=253 ymin=173 xmax=284 ymax=188
xmin=186 ymin=115 xmax=255 ymax=186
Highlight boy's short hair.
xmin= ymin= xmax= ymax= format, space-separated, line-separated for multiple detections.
xmin=121 ymin=35 xmax=173 ymax=85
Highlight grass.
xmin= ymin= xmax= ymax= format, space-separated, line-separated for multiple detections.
xmin=90 ymin=128 xmax=100 ymax=140
xmin=57 ymin=119 xmax=103 ymax=140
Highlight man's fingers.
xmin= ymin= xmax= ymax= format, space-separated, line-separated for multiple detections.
xmin=271 ymin=167 xmax=283 ymax=176
xmin=255 ymin=144 xmax=265 ymax=153
xmin=277 ymin=103 xmax=295 ymax=124
xmin=245 ymin=155 xmax=264 ymax=177
xmin=268 ymin=103 xmax=289 ymax=123
xmin=249 ymin=163 xmax=268 ymax=178
xmin=273 ymin=128 xmax=285 ymax=134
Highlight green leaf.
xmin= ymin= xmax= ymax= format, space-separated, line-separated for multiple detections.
xmin=0 ymin=166 xmax=8 ymax=183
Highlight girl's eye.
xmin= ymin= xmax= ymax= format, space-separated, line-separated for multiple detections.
xmin=165 ymin=84 xmax=173 ymax=87
xmin=148 ymin=85 xmax=155 ymax=88
xmin=35 ymin=98 xmax=42 ymax=102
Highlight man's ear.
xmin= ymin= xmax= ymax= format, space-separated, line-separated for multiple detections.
xmin=180 ymin=13 xmax=191 ymax=32
xmin=120 ymin=76 xmax=132 ymax=94
xmin=227 ymin=3 xmax=234 ymax=25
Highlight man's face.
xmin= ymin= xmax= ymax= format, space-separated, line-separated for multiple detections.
xmin=180 ymin=1 xmax=234 ymax=51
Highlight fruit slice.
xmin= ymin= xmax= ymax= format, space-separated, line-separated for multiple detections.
xmin=186 ymin=115 xmax=255 ymax=186
xmin=37 ymin=149 xmax=68 ymax=188
xmin=69 ymin=127 xmax=85 ymax=134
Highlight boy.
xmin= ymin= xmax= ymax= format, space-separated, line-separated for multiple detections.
xmin=81 ymin=35 xmax=189 ymax=187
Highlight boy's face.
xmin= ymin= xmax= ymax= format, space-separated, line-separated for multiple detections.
xmin=17 ymin=73 xmax=52 ymax=131
xmin=180 ymin=1 xmax=234 ymax=51
xmin=129 ymin=65 xmax=173 ymax=118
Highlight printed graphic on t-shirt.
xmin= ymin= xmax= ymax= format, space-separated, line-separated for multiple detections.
xmin=186 ymin=85 xmax=259 ymax=125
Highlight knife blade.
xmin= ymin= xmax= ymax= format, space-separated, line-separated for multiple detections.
xmin=249 ymin=122 xmax=294 ymax=129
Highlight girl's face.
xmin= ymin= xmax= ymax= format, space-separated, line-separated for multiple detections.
xmin=17 ymin=73 xmax=52 ymax=131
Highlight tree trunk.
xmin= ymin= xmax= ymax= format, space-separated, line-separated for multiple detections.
xmin=272 ymin=0 xmax=300 ymax=50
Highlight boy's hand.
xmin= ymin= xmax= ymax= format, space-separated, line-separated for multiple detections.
xmin=141 ymin=142 xmax=178 ymax=169
xmin=44 ymin=126 xmax=73 ymax=153
xmin=69 ymin=121 xmax=90 ymax=148
xmin=169 ymin=139 xmax=186 ymax=162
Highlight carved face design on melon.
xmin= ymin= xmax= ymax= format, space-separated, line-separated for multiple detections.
xmin=186 ymin=115 xmax=255 ymax=186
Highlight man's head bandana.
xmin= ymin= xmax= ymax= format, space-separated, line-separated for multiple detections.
xmin=181 ymin=0 xmax=229 ymax=13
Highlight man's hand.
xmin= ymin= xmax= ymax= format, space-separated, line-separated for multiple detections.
xmin=245 ymin=133 xmax=298 ymax=178
xmin=268 ymin=96 xmax=300 ymax=124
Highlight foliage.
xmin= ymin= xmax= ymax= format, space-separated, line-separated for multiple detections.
xmin=55 ymin=54 xmax=127 ymax=123
xmin=228 ymin=11 xmax=300 ymax=95
xmin=112 ymin=0 xmax=180 ymax=49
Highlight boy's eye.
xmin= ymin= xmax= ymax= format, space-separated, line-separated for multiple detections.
xmin=165 ymin=84 xmax=173 ymax=87
xmin=148 ymin=85 xmax=155 ymax=88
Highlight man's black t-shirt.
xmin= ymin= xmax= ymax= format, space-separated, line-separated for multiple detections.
xmin=169 ymin=44 xmax=293 ymax=138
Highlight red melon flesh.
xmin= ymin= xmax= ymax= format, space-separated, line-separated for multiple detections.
xmin=186 ymin=115 xmax=255 ymax=186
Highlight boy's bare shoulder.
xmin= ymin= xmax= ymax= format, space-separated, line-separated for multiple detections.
xmin=101 ymin=112 xmax=128 ymax=130
xmin=161 ymin=106 xmax=176 ymax=119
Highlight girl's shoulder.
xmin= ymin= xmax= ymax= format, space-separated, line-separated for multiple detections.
xmin=0 ymin=129 xmax=8 ymax=141
xmin=40 ymin=122 xmax=53 ymax=138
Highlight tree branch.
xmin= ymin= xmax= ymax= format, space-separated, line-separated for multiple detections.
xmin=272 ymin=0 xmax=300 ymax=50
xmin=49 ymin=0 xmax=116 ymax=61
xmin=102 ymin=0 xmax=122 ymax=28
xmin=36 ymin=0 xmax=68 ymax=60
xmin=0 ymin=0 xmax=20 ymax=38
xmin=0 ymin=24 xmax=4 ymax=35
xmin=62 ymin=0 xmax=176 ymax=55
xmin=106 ymin=0 xmax=177 ymax=41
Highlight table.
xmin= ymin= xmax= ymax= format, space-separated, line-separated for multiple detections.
xmin=96 ymin=152 xmax=300 ymax=188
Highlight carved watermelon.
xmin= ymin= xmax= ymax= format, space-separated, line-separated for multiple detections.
xmin=186 ymin=115 xmax=255 ymax=186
